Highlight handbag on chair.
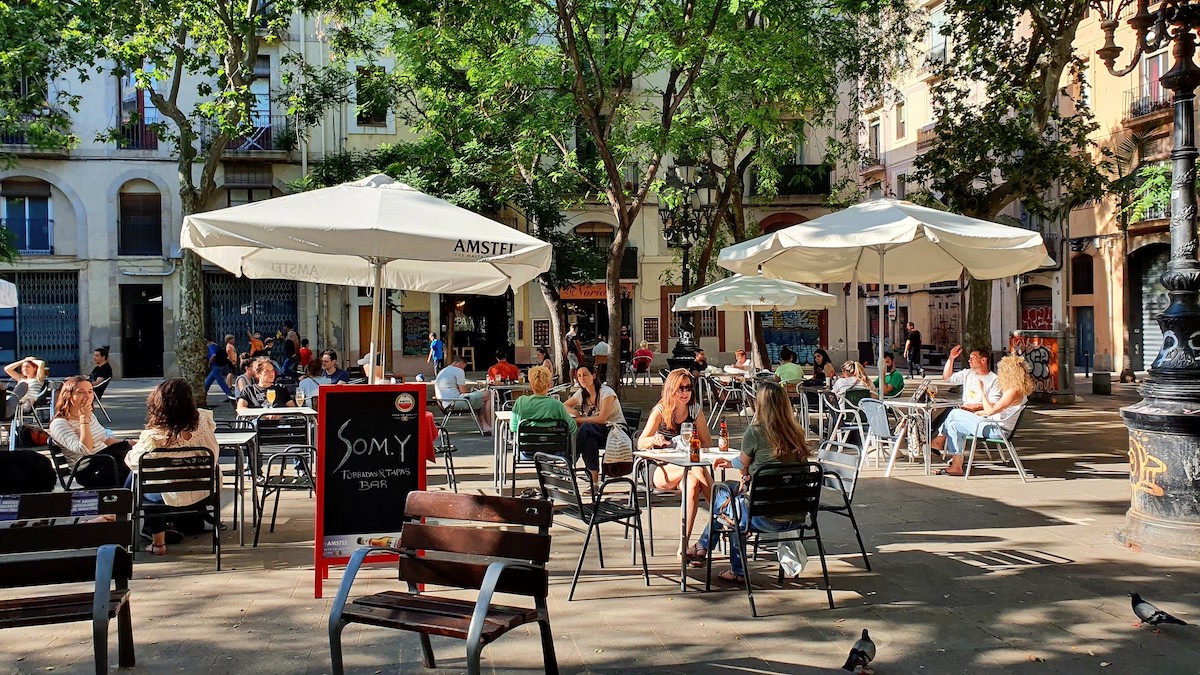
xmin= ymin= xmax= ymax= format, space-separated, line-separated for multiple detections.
xmin=602 ymin=424 xmax=634 ymax=477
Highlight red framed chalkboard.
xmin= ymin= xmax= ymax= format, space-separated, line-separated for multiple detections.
xmin=314 ymin=384 xmax=431 ymax=597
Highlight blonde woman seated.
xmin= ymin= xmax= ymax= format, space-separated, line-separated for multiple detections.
xmin=637 ymin=368 xmax=714 ymax=559
xmin=510 ymin=365 xmax=577 ymax=440
xmin=832 ymin=361 xmax=877 ymax=398
xmin=931 ymin=355 xmax=1034 ymax=476
xmin=693 ymin=382 xmax=810 ymax=582
xmin=125 ymin=379 xmax=219 ymax=555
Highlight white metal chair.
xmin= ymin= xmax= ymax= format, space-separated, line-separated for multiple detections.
xmin=824 ymin=390 xmax=869 ymax=450
xmin=434 ymin=396 xmax=485 ymax=435
xmin=964 ymin=408 xmax=1030 ymax=482
xmin=91 ymin=377 xmax=113 ymax=423
xmin=858 ymin=398 xmax=908 ymax=471
xmin=815 ymin=440 xmax=871 ymax=570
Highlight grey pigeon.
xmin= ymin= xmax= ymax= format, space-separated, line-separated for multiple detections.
xmin=1131 ymin=592 xmax=1188 ymax=627
xmin=842 ymin=628 xmax=876 ymax=672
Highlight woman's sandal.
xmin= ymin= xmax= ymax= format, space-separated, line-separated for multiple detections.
xmin=936 ymin=468 xmax=965 ymax=477
xmin=144 ymin=543 xmax=168 ymax=556
xmin=716 ymin=569 xmax=745 ymax=584
xmin=685 ymin=545 xmax=708 ymax=567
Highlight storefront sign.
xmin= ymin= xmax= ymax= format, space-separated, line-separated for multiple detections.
xmin=561 ymin=283 xmax=634 ymax=300
xmin=315 ymin=384 xmax=428 ymax=597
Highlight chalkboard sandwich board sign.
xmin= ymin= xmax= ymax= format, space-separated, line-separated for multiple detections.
xmin=315 ymin=383 xmax=429 ymax=597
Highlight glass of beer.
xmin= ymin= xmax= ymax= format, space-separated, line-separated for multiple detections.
xmin=265 ymin=388 xmax=277 ymax=408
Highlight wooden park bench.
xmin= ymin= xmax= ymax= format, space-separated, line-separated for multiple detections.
xmin=329 ymin=491 xmax=558 ymax=675
xmin=0 ymin=489 xmax=135 ymax=674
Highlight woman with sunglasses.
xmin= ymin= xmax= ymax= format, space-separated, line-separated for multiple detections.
xmin=637 ymin=368 xmax=714 ymax=559
xmin=47 ymin=376 xmax=132 ymax=487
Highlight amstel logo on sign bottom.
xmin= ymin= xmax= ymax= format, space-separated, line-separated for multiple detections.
xmin=395 ymin=393 xmax=416 ymax=413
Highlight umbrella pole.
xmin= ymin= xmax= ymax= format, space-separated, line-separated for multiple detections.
xmin=878 ymin=251 xmax=886 ymax=385
xmin=369 ymin=261 xmax=384 ymax=384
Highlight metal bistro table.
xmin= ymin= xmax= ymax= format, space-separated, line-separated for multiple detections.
xmin=633 ymin=448 xmax=739 ymax=592
xmin=881 ymin=398 xmax=959 ymax=476
xmin=493 ymin=410 xmax=515 ymax=490
xmin=215 ymin=429 xmax=258 ymax=546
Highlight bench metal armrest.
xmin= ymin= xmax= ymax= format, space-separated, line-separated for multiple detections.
xmin=467 ymin=560 xmax=541 ymax=648
xmin=328 ymin=545 xmax=405 ymax=630
xmin=92 ymin=544 xmax=121 ymax=624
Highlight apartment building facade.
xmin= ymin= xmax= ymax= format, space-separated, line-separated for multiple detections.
xmin=1 ymin=12 xmax=863 ymax=381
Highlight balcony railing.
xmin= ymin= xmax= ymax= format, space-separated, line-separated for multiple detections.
xmin=0 ymin=110 xmax=68 ymax=147
xmin=748 ymin=165 xmax=831 ymax=196
xmin=116 ymin=110 xmax=162 ymax=150
xmin=778 ymin=164 xmax=831 ymax=196
xmin=917 ymin=126 xmax=937 ymax=151
xmin=860 ymin=154 xmax=883 ymax=172
xmin=1 ymin=217 xmax=54 ymax=255
xmin=925 ymin=44 xmax=947 ymax=69
xmin=202 ymin=114 xmax=294 ymax=154
xmin=1125 ymin=86 xmax=1172 ymax=122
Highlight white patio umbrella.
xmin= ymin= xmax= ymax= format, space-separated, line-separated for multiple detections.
xmin=0 ymin=280 xmax=16 ymax=309
xmin=182 ymin=174 xmax=552 ymax=381
xmin=718 ymin=198 xmax=1053 ymax=378
xmin=672 ymin=274 xmax=836 ymax=368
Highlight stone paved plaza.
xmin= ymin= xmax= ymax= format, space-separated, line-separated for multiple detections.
xmin=3 ymin=377 xmax=1199 ymax=674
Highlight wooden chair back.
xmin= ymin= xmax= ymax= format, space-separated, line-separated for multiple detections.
xmin=398 ymin=492 xmax=553 ymax=598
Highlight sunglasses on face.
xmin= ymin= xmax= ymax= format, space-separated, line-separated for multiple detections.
xmin=678 ymin=385 xmax=693 ymax=392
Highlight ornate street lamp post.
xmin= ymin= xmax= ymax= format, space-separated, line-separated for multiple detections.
xmin=659 ymin=160 xmax=717 ymax=368
xmin=1092 ymin=0 xmax=1200 ymax=559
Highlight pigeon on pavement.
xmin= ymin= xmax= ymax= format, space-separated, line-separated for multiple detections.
xmin=1131 ymin=592 xmax=1188 ymax=629
xmin=842 ymin=628 xmax=876 ymax=673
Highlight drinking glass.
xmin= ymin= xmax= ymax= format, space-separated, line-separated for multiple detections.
xmin=265 ymin=388 xmax=277 ymax=409
xmin=680 ymin=422 xmax=694 ymax=449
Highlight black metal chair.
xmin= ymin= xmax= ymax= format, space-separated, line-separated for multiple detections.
xmin=534 ymin=452 xmax=648 ymax=601
xmin=46 ymin=437 xmax=120 ymax=490
xmin=700 ymin=461 xmax=834 ymax=615
xmin=510 ymin=419 xmax=571 ymax=497
xmin=435 ymin=421 xmax=459 ymax=492
xmin=254 ymin=444 xmax=315 ymax=547
xmin=132 ymin=449 xmax=221 ymax=570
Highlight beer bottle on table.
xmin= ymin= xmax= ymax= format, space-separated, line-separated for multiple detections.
xmin=689 ymin=430 xmax=701 ymax=463
xmin=719 ymin=420 xmax=729 ymax=451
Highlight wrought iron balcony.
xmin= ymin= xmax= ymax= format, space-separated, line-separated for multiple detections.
xmin=1 ymin=217 xmax=54 ymax=255
xmin=749 ymin=164 xmax=831 ymax=197
xmin=917 ymin=126 xmax=937 ymax=151
xmin=115 ymin=110 xmax=163 ymax=150
xmin=1124 ymin=86 xmax=1173 ymax=124
xmin=201 ymin=114 xmax=295 ymax=154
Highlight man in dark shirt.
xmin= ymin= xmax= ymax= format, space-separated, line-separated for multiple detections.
xmin=903 ymin=322 xmax=925 ymax=378
xmin=236 ymin=359 xmax=296 ymax=410
xmin=320 ymin=350 xmax=351 ymax=384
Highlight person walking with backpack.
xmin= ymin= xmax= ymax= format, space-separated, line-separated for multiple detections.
xmin=204 ymin=338 xmax=236 ymax=402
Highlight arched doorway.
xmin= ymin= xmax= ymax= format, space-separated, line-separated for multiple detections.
xmin=759 ymin=212 xmax=808 ymax=235
xmin=1129 ymin=243 xmax=1170 ymax=371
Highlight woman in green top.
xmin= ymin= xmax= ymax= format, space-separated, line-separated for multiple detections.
xmin=689 ymin=381 xmax=810 ymax=583
xmin=510 ymin=365 xmax=577 ymax=437
xmin=773 ymin=347 xmax=805 ymax=384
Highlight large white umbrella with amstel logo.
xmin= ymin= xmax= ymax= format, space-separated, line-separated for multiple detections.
xmin=181 ymin=174 xmax=551 ymax=381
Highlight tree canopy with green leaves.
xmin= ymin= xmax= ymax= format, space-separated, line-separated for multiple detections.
xmin=310 ymin=0 xmax=914 ymax=383
xmin=908 ymin=0 xmax=1109 ymax=352
xmin=0 ymin=0 xmax=302 ymax=394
